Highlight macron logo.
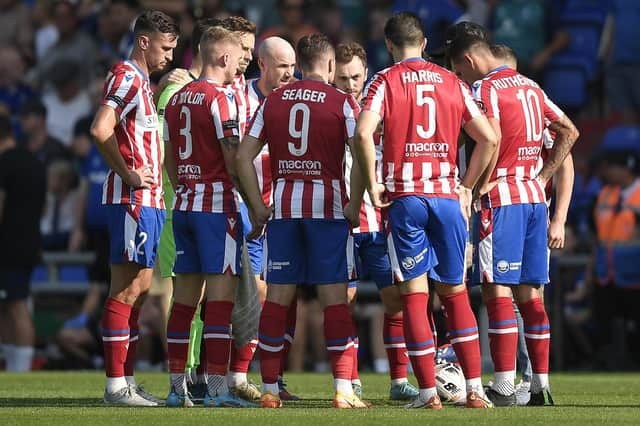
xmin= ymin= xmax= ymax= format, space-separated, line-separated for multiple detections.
xmin=125 ymin=75 xmax=134 ymax=82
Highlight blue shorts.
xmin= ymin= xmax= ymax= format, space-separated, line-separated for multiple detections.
xmin=106 ymin=205 xmax=165 ymax=268
xmin=239 ymin=202 xmax=264 ymax=274
xmin=264 ymin=219 xmax=356 ymax=285
xmin=353 ymin=231 xmax=393 ymax=290
xmin=472 ymin=203 xmax=549 ymax=285
xmin=173 ymin=210 xmax=243 ymax=275
xmin=386 ymin=196 xmax=467 ymax=285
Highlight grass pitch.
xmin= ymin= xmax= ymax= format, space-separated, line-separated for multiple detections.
xmin=1 ymin=372 xmax=639 ymax=425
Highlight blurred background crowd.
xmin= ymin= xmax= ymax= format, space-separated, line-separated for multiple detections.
xmin=1 ymin=0 xmax=639 ymax=374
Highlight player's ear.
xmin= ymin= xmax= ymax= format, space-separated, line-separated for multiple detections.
xmin=222 ymin=52 xmax=230 ymax=67
xmin=421 ymin=37 xmax=427 ymax=52
xmin=138 ymin=34 xmax=150 ymax=51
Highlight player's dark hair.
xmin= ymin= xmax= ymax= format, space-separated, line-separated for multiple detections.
xmin=444 ymin=21 xmax=490 ymax=64
xmin=192 ymin=18 xmax=223 ymax=56
xmin=221 ymin=16 xmax=257 ymax=35
xmin=335 ymin=42 xmax=367 ymax=67
xmin=296 ymin=33 xmax=334 ymax=72
xmin=133 ymin=10 xmax=179 ymax=37
xmin=384 ymin=12 xmax=424 ymax=48
xmin=446 ymin=34 xmax=491 ymax=64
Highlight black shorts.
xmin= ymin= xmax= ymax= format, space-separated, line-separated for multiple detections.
xmin=86 ymin=227 xmax=110 ymax=284
xmin=0 ymin=266 xmax=33 ymax=301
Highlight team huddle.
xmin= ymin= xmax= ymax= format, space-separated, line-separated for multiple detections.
xmin=90 ymin=9 xmax=579 ymax=409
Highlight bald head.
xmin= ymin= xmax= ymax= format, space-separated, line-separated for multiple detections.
xmin=257 ymin=36 xmax=296 ymax=93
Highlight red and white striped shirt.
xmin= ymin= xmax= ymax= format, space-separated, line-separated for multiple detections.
xmin=473 ymin=66 xmax=564 ymax=208
xmin=163 ymin=79 xmax=240 ymax=213
xmin=345 ymin=136 xmax=383 ymax=233
xmin=230 ymin=74 xmax=249 ymax=137
xmin=248 ymin=79 xmax=360 ymax=219
xmin=101 ymin=61 xmax=164 ymax=208
xmin=246 ymin=78 xmax=272 ymax=205
xmin=362 ymin=58 xmax=481 ymax=200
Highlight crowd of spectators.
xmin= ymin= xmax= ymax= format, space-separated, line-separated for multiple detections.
xmin=0 ymin=0 xmax=638 ymax=372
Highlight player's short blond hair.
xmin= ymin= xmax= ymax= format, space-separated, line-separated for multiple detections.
xmin=200 ymin=26 xmax=242 ymax=52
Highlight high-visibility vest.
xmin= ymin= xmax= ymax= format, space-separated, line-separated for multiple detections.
xmin=594 ymin=181 xmax=640 ymax=288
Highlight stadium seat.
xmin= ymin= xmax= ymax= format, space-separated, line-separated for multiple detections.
xmin=601 ymin=126 xmax=640 ymax=152
xmin=59 ymin=265 xmax=89 ymax=284
xmin=543 ymin=62 xmax=589 ymax=109
xmin=556 ymin=10 xmax=606 ymax=82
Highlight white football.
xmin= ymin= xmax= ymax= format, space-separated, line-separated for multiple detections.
xmin=435 ymin=362 xmax=466 ymax=404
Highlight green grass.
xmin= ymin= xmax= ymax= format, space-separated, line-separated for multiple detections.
xmin=1 ymin=372 xmax=639 ymax=425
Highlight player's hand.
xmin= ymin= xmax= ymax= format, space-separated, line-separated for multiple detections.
xmin=477 ymin=178 xmax=500 ymax=198
xmin=248 ymin=204 xmax=272 ymax=240
xmin=548 ymin=218 xmax=565 ymax=249
xmin=458 ymin=185 xmax=472 ymax=229
xmin=343 ymin=201 xmax=360 ymax=228
xmin=125 ymin=165 xmax=154 ymax=189
xmin=369 ymin=183 xmax=392 ymax=209
xmin=163 ymin=68 xmax=192 ymax=86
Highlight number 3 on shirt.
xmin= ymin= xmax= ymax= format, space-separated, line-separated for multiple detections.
xmin=178 ymin=106 xmax=193 ymax=160
xmin=416 ymin=84 xmax=436 ymax=139
xmin=288 ymin=103 xmax=310 ymax=156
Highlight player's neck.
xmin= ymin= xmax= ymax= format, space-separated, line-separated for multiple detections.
xmin=256 ymin=78 xmax=271 ymax=96
xmin=301 ymin=71 xmax=327 ymax=83
xmin=199 ymin=65 xmax=227 ymax=85
xmin=129 ymin=54 xmax=149 ymax=77
xmin=392 ymin=48 xmax=424 ymax=63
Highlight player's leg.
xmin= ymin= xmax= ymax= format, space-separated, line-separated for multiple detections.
xmin=386 ymin=197 xmax=441 ymax=409
xmin=476 ymin=205 xmax=524 ymax=406
xmin=362 ymin=231 xmax=418 ymax=400
xmin=258 ymin=219 xmax=301 ymax=408
xmin=427 ymin=198 xmax=491 ymax=408
xmin=102 ymin=205 xmax=163 ymax=406
xmin=196 ymin=212 xmax=253 ymax=407
xmin=278 ymin=295 xmax=299 ymax=400
xmin=306 ymin=219 xmax=367 ymax=409
xmin=514 ymin=203 xmax=553 ymax=406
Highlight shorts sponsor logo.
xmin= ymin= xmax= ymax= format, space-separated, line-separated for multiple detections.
xmin=509 ymin=262 xmax=521 ymax=271
xmin=402 ymin=256 xmax=416 ymax=270
xmin=267 ymin=260 xmax=290 ymax=272
xmin=401 ymin=247 xmax=428 ymax=271
xmin=497 ymin=260 xmax=509 ymax=273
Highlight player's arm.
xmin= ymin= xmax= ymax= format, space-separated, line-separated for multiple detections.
xmin=474 ymin=117 xmax=502 ymax=198
xmin=344 ymin=140 xmax=364 ymax=228
xmin=354 ymin=110 xmax=389 ymax=208
xmin=548 ymin=152 xmax=574 ymax=249
xmin=90 ymin=106 xmax=153 ymax=189
xmin=537 ymin=101 xmax=580 ymax=184
xmin=236 ymin=134 xmax=270 ymax=239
